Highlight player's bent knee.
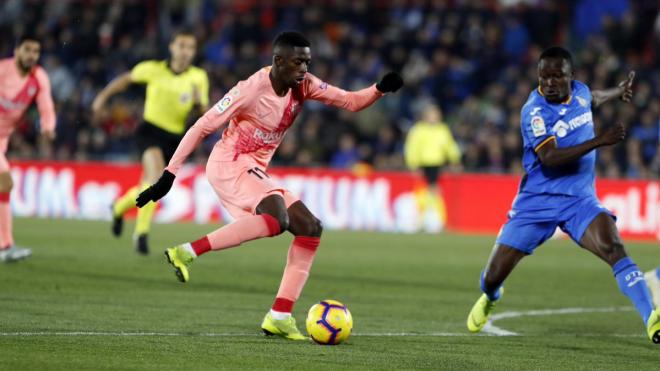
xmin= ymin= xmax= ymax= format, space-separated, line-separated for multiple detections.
xmin=290 ymin=216 xmax=323 ymax=237
xmin=275 ymin=214 xmax=290 ymax=234
xmin=309 ymin=217 xmax=323 ymax=237
xmin=301 ymin=217 xmax=322 ymax=237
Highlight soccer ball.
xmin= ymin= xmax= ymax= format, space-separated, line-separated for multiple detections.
xmin=306 ymin=299 xmax=353 ymax=345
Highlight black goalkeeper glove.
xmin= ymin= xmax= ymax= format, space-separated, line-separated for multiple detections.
xmin=136 ymin=170 xmax=175 ymax=207
xmin=376 ymin=72 xmax=403 ymax=93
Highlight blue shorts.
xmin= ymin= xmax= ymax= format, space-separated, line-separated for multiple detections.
xmin=496 ymin=192 xmax=615 ymax=254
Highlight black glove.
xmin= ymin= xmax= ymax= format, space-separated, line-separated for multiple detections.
xmin=136 ymin=170 xmax=175 ymax=207
xmin=376 ymin=72 xmax=403 ymax=93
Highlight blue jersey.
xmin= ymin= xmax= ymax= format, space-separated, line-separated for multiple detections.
xmin=519 ymin=80 xmax=596 ymax=197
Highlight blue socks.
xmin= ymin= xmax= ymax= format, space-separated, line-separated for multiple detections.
xmin=656 ymin=267 xmax=660 ymax=281
xmin=480 ymin=271 xmax=502 ymax=302
xmin=613 ymin=257 xmax=654 ymax=324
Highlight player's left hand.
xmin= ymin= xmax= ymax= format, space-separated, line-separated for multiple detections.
xmin=136 ymin=170 xmax=175 ymax=207
xmin=598 ymin=123 xmax=627 ymax=146
xmin=376 ymin=72 xmax=404 ymax=93
xmin=618 ymin=71 xmax=635 ymax=103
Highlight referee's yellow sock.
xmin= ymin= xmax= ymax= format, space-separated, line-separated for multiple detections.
xmin=135 ymin=183 xmax=156 ymax=236
xmin=431 ymin=194 xmax=448 ymax=223
xmin=113 ymin=185 xmax=140 ymax=217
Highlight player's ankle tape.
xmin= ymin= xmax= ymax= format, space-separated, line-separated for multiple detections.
xmin=294 ymin=236 xmax=320 ymax=251
xmin=262 ymin=214 xmax=282 ymax=236
xmin=272 ymin=297 xmax=294 ymax=313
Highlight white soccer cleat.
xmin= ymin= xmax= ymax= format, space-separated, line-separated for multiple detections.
xmin=644 ymin=270 xmax=660 ymax=308
xmin=0 ymin=245 xmax=32 ymax=263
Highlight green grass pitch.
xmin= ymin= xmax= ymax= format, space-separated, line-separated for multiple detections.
xmin=1 ymin=218 xmax=659 ymax=370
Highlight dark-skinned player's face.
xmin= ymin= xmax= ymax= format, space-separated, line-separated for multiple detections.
xmin=14 ymin=40 xmax=41 ymax=71
xmin=276 ymin=46 xmax=311 ymax=88
xmin=538 ymin=57 xmax=573 ymax=104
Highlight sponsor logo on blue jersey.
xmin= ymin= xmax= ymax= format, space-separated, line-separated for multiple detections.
xmin=518 ymin=81 xmax=596 ymax=197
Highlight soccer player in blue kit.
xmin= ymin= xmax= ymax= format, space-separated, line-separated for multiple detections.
xmin=466 ymin=46 xmax=660 ymax=343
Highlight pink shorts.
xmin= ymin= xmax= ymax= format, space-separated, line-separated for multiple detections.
xmin=206 ymin=157 xmax=299 ymax=219
xmin=0 ymin=136 xmax=9 ymax=172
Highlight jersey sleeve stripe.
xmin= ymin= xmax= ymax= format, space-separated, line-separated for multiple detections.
xmin=534 ymin=136 xmax=556 ymax=153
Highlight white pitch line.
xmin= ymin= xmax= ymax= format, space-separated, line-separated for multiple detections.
xmin=353 ymin=332 xmax=467 ymax=337
xmin=0 ymin=307 xmax=638 ymax=338
xmin=483 ymin=306 xmax=634 ymax=336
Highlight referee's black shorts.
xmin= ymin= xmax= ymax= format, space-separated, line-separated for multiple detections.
xmin=135 ymin=122 xmax=184 ymax=163
xmin=421 ymin=166 xmax=441 ymax=186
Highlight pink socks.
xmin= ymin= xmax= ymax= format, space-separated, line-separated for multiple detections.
xmin=272 ymin=236 xmax=320 ymax=313
xmin=190 ymin=214 xmax=281 ymax=256
xmin=185 ymin=214 xmax=321 ymax=316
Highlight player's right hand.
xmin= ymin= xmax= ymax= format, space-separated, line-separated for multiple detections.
xmin=136 ymin=170 xmax=176 ymax=207
xmin=598 ymin=124 xmax=626 ymax=146
xmin=376 ymin=72 xmax=404 ymax=93
xmin=618 ymin=71 xmax=635 ymax=103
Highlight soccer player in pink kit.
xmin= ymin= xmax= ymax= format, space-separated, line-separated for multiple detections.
xmin=137 ymin=31 xmax=402 ymax=339
xmin=0 ymin=35 xmax=55 ymax=263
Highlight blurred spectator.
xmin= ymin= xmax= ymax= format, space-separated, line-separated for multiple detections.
xmin=631 ymin=110 xmax=660 ymax=165
xmin=330 ymin=133 xmax=360 ymax=169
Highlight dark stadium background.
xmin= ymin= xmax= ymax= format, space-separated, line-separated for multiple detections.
xmin=1 ymin=0 xmax=658 ymax=178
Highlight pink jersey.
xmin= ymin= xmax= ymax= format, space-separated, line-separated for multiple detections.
xmin=166 ymin=67 xmax=384 ymax=174
xmin=0 ymin=58 xmax=56 ymax=137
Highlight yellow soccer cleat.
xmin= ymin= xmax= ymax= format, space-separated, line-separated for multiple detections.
xmin=467 ymin=288 xmax=503 ymax=333
xmin=647 ymin=309 xmax=660 ymax=344
xmin=164 ymin=245 xmax=194 ymax=283
xmin=261 ymin=312 xmax=308 ymax=341
xmin=644 ymin=270 xmax=660 ymax=308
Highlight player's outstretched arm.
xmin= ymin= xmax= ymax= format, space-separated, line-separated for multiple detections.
xmin=536 ymin=124 xmax=626 ymax=168
xmin=91 ymin=72 xmax=132 ymax=117
xmin=591 ymin=71 xmax=634 ymax=108
xmin=35 ymin=68 xmax=56 ymax=140
xmin=305 ymin=72 xmax=403 ymax=112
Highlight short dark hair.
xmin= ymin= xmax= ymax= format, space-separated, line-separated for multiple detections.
xmin=171 ymin=28 xmax=196 ymax=42
xmin=273 ymin=31 xmax=311 ymax=49
xmin=539 ymin=46 xmax=573 ymax=69
xmin=15 ymin=32 xmax=40 ymax=47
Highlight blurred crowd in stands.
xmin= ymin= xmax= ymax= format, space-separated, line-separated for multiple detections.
xmin=1 ymin=0 xmax=659 ymax=178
